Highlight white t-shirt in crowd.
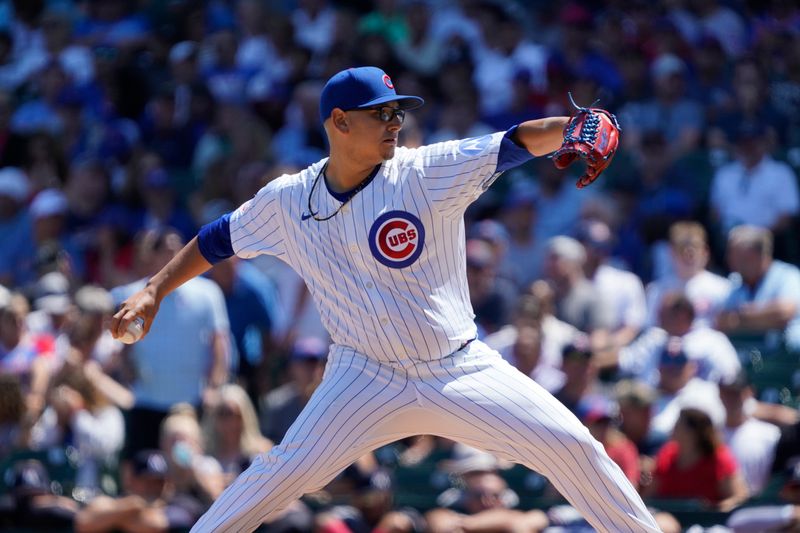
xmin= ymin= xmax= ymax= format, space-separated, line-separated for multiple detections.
xmin=592 ymin=263 xmax=647 ymax=333
xmin=645 ymin=269 xmax=732 ymax=328
xmin=723 ymin=418 xmax=781 ymax=493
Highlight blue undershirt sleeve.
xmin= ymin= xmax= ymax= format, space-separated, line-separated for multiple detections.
xmin=497 ymin=125 xmax=536 ymax=173
xmin=198 ymin=213 xmax=234 ymax=264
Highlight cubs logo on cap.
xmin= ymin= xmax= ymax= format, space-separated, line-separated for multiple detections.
xmin=382 ymin=74 xmax=394 ymax=89
xmin=369 ymin=210 xmax=425 ymax=269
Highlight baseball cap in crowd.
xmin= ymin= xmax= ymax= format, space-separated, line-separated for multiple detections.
xmin=5 ymin=460 xmax=51 ymax=497
xmin=33 ymin=271 xmax=72 ymax=315
xmin=658 ymin=337 xmax=690 ymax=367
xmin=561 ymin=334 xmax=593 ymax=362
xmin=0 ymin=167 xmax=30 ymax=202
xmin=131 ymin=449 xmax=169 ymax=478
xmin=466 ymin=239 xmax=495 ymax=270
xmin=29 ymin=188 xmax=68 ymax=219
xmin=575 ymin=219 xmax=614 ymax=253
xmin=576 ymin=395 xmax=619 ymax=425
xmin=169 ymin=41 xmax=198 ymax=64
xmin=651 ymin=53 xmax=686 ymax=81
xmin=291 ymin=337 xmax=328 ymax=361
xmin=469 ymin=220 xmax=509 ymax=250
xmin=547 ymin=236 xmax=587 ymax=265
xmin=75 ymin=285 xmax=114 ymax=314
xmin=319 ymin=67 xmax=424 ymax=123
xmin=614 ymin=379 xmax=656 ymax=407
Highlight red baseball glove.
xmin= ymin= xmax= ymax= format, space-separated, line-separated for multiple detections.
xmin=551 ymin=93 xmax=621 ymax=189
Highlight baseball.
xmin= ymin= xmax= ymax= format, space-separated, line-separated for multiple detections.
xmin=118 ymin=317 xmax=144 ymax=344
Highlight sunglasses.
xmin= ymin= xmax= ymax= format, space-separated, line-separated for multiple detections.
xmin=352 ymin=106 xmax=406 ymax=123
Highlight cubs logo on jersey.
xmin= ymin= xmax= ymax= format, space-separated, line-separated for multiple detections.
xmin=368 ymin=210 xmax=425 ymax=269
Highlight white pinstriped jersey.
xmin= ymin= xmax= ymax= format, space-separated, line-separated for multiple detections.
xmin=229 ymin=132 xmax=516 ymax=368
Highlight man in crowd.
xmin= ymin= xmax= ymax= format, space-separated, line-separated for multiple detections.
xmin=716 ymin=225 xmax=800 ymax=351
xmin=111 ymin=228 xmax=231 ymax=457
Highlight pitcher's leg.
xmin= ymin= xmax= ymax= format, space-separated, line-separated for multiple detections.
xmin=415 ymin=350 xmax=660 ymax=533
xmin=192 ymin=353 xmax=420 ymax=533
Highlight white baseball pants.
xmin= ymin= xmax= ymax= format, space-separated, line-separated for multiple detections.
xmin=191 ymin=341 xmax=660 ymax=532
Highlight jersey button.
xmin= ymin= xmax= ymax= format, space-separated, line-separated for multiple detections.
xmin=350 ymin=244 xmax=358 ymax=253
xmin=365 ymin=281 xmax=374 ymax=289
xmin=341 ymin=205 xmax=350 ymax=214
xmin=380 ymin=317 xmax=389 ymax=326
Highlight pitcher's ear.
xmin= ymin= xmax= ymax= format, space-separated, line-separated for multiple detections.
xmin=331 ymin=109 xmax=349 ymax=133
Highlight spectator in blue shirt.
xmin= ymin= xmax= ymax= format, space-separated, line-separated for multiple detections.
xmin=111 ymin=227 xmax=231 ymax=458
xmin=207 ymin=256 xmax=278 ymax=401
xmin=716 ymin=225 xmax=800 ymax=351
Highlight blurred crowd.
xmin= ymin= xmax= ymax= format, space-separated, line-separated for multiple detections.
xmin=1 ymin=0 xmax=800 ymax=531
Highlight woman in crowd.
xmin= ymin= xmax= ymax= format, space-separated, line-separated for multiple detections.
xmin=202 ymin=383 xmax=272 ymax=483
xmin=159 ymin=405 xmax=226 ymax=506
xmin=644 ymin=407 xmax=749 ymax=511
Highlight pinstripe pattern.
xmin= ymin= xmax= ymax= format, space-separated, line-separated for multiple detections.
xmin=192 ymin=342 xmax=659 ymax=532
xmin=227 ymin=135 xmax=507 ymax=368
xmin=208 ymin=131 xmax=660 ymax=532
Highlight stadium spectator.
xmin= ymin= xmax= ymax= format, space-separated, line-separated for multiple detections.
xmin=425 ymin=457 xmax=548 ymax=533
xmin=719 ymin=371 xmax=781 ymax=494
xmin=207 ymin=256 xmax=278 ymax=400
xmin=727 ymin=463 xmax=800 ymax=533
xmin=0 ymin=167 xmax=35 ymax=286
xmin=645 ymin=221 xmax=731 ymax=327
xmin=29 ymin=356 xmax=124 ymax=496
xmin=0 ymin=459 xmax=78 ymax=530
xmin=619 ymin=53 xmax=704 ymax=162
xmin=645 ymin=407 xmax=749 ymax=511
xmin=271 ymin=80 xmax=327 ymax=168
xmin=533 ymin=156 xmax=599 ymax=246
xmin=552 ymin=335 xmax=598 ymax=414
xmin=0 ymin=372 xmax=27 ymax=457
xmin=317 ymin=467 xmax=424 ymax=533
xmin=465 ymin=238 xmax=517 ymax=336
xmin=202 ymin=383 xmax=272 ymax=483
xmin=716 ymin=225 xmax=800 ymax=351
xmin=497 ymin=179 xmax=544 ymax=288
xmin=710 ymin=121 xmax=800 ymax=237
xmin=74 ymin=449 xmax=205 ymax=533
xmin=0 ymin=291 xmax=54 ymax=419
xmin=542 ymin=236 xmax=612 ymax=339
xmin=159 ymin=406 xmax=225 ymax=506
xmin=603 ymin=291 xmax=741 ymax=387
xmin=577 ymin=218 xmax=647 ymax=347
xmin=259 ymin=336 xmax=327 ymax=443
xmin=576 ymin=395 xmax=640 ymax=488
xmin=648 ymin=338 xmax=726 ymax=442
xmin=111 ymin=227 xmax=230 ymax=456
xmin=26 ymin=271 xmax=74 ymax=340
xmin=614 ymin=379 xmax=659 ymax=457
xmin=485 ymin=292 xmax=565 ymax=393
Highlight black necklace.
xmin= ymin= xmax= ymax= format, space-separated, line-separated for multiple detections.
xmin=305 ymin=162 xmax=376 ymax=222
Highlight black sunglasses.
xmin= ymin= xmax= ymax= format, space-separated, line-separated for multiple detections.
xmin=350 ymin=106 xmax=406 ymax=123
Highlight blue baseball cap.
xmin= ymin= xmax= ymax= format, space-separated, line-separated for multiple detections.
xmin=319 ymin=66 xmax=424 ymax=123
xmin=659 ymin=337 xmax=690 ymax=367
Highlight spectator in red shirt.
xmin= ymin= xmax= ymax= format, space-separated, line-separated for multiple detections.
xmin=577 ymin=394 xmax=641 ymax=489
xmin=644 ymin=407 xmax=749 ymax=511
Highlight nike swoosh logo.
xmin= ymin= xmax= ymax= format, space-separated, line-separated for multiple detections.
xmin=301 ymin=212 xmax=313 ymax=221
